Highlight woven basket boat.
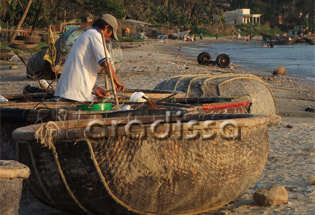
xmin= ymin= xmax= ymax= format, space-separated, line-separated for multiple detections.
xmin=13 ymin=113 xmax=269 ymax=215
xmin=0 ymin=101 xmax=183 ymax=160
xmin=0 ymin=96 xmax=250 ymax=120
xmin=0 ymin=97 xmax=250 ymax=125
xmin=0 ymin=97 xmax=249 ymax=160
xmin=155 ymin=74 xmax=280 ymax=125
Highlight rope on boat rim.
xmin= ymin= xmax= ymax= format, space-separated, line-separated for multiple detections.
xmin=35 ymin=121 xmax=94 ymax=215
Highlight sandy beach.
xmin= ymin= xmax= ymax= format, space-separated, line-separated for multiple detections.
xmin=1 ymin=38 xmax=314 ymax=214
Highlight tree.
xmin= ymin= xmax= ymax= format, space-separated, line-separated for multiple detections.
xmin=9 ymin=0 xmax=32 ymax=42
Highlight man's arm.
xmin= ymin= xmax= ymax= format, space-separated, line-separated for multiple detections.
xmin=92 ymin=85 xmax=107 ymax=98
xmin=102 ymin=61 xmax=126 ymax=92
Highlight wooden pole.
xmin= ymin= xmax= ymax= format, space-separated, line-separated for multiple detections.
xmin=101 ymin=30 xmax=119 ymax=108
xmin=105 ymin=75 xmax=109 ymax=90
xmin=10 ymin=0 xmax=33 ymax=42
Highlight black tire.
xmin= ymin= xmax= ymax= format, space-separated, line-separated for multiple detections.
xmin=197 ymin=52 xmax=211 ymax=64
xmin=216 ymin=54 xmax=231 ymax=68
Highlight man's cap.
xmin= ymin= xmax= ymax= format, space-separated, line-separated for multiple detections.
xmin=101 ymin=14 xmax=118 ymax=40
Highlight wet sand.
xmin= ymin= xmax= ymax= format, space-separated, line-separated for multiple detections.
xmin=0 ymin=38 xmax=314 ymax=214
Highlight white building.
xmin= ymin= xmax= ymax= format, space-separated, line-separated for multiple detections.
xmin=224 ymin=9 xmax=261 ymax=25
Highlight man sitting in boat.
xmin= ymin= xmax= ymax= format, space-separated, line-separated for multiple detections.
xmin=54 ymin=14 xmax=125 ymax=102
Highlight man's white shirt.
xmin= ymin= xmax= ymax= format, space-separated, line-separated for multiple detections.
xmin=54 ymin=28 xmax=110 ymax=101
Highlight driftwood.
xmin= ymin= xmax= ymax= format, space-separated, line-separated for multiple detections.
xmin=13 ymin=113 xmax=269 ymax=214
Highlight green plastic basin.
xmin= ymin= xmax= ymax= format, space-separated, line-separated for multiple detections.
xmin=77 ymin=103 xmax=112 ymax=111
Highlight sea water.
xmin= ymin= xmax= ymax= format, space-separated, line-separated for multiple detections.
xmin=181 ymin=40 xmax=315 ymax=82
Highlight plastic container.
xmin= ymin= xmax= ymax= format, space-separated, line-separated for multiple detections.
xmin=77 ymin=103 xmax=112 ymax=111
xmin=39 ymin=79 xmax=50 ymax=89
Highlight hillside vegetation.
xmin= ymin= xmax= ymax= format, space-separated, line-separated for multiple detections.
xmin=0 ymin=0 xmax=314 ymax=36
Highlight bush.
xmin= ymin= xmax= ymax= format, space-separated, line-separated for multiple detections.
xmin=191 ymin=26 xmax=212 ymax=37
xmin=235 ymin=24 xmax=284 ymax=36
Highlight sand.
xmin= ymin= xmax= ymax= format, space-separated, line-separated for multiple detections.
xmin=0 ymin=38 xmax=314 ymax=215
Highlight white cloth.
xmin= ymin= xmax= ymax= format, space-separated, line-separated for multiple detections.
xmin=54 ymin=28 xmax=111 ymax=101
xmin=129 ymin=92 xmax=147 ymax=102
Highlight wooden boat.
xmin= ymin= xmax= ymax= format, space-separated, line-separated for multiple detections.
xmin=13 ymin=113 xmax=269 ymax=215
xmin=295 ymin=37 xmax=315 ymax=45
xmin=304 ymin=37 xmax=315 ymax=45
xmin=0 ymin=97 xmax=250 ymax=160
xmin=274 ymin=37 xmax=296 ymax=45
xmin=261 ymin=32 xmax=295 ymax=45
xmin=261 ymin=32 xmax=278 ymax=41
xmin=261 ymin=32 xmax=314 ymax=45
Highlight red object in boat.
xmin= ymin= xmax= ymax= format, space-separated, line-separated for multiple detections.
xmin=202 ymin=98 xmax=250 ymax=110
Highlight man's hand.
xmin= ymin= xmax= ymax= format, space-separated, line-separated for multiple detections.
xmin=101 ymin=60 xmax=125 ymax=92
xmin=94 ymin=87 xmax=108 ymax=98
xmin=115 ymin=82 xmax=126 ymax=92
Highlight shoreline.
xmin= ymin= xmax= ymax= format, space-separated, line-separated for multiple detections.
xmin=176 ymin=37 xmax=315 ymax=84
xmin=0 ymin=38 xmax=314 ymax=215
xmin=115 ymin=38 xmax=314 ymax=117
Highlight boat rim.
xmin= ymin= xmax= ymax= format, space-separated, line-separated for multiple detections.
xmin=12 ymin=113 xmax=268 ymax=141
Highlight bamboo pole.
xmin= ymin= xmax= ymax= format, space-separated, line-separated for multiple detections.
xmin=101 ymin=30 xmax=119 ymax=109
xmin=105 ymin=75 xmax=109 ymax=90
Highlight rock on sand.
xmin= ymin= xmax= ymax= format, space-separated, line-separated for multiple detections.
xmin=253 ymin=184 xmax=288 ymax=206
xmin=272 ymin=66 xmax=286 ymax=75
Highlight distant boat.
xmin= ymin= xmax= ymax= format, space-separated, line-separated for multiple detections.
xmin=295 ymin=37 xmax=315 ymax=45
xmin=261 ymin=31 xmax=314 ymax=45
xmin=261 ymin=32 xmax=296 ymax=45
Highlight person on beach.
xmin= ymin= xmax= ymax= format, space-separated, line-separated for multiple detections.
xmin=245 ymin=34 xmax=249 ymax=45
xmin=237 ymin=29 xmax=241 ymax=39
xmin=54 ymin=14 xmax=125 ymax=102
xmin=126 ymin=27 xmax=131 ymax=37
xmin=200 ymin=32 xmax=203 ymax=40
